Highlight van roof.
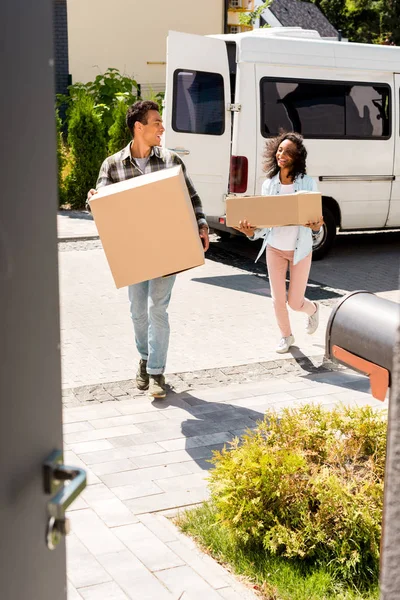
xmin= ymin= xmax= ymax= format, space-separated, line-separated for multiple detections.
xmin=210 ymin=29 xmax=400 ymax=73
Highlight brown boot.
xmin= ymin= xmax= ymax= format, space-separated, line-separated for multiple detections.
xmin=136 ymin=359 xmax=149 ymax=390
xmin=149 ymin=374 xmax=166 ymax=399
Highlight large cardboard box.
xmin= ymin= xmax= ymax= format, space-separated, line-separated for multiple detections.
xmin=89 ymin=166 xmax=205 ymax=288
xmin=226 ymin=191 xmax=322 ymax=228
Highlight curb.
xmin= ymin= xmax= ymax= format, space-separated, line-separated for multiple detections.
xmin=58 ymin=235 xmax=100 ymax=242
xmin=62 ymin=354 xmax=348 ymax=406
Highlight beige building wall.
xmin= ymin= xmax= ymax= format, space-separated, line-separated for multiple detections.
xmin=67 ymin=0 xmax=224 ymax=90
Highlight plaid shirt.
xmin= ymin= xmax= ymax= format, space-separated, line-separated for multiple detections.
xmin=95 ymin=143 xmax=208 ymax=229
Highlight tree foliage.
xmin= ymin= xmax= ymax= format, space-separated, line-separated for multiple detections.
xmin=239 ymin=1 xmax=272 ymax=27
xmin=310 ymin=0 xmax=399 ymax=44
xmin=65 ymin=94 xmax=107 ymax=209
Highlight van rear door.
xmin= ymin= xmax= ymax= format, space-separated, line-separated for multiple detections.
xmin=164 ymin=31 xmax=231 ymax=220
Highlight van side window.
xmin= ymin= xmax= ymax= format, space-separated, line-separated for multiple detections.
xmin=172 ymin=70 xmax=225 ymax=135
xmin=260 ymin=78 xmax=391 ymax=140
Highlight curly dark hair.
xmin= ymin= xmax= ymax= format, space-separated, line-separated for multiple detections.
xmin=263 ymin=132 xmax=307 ymax=181
xmin=126 ymin=100 xmax=160 ymax=137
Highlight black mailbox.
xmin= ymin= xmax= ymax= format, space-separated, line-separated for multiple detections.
xmin=326 ymin=291 xmax=399 ymax=401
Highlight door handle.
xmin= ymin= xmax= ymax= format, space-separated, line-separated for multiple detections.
xmin=168 ymin=147 xmax=190 ymax=156
xmin=43 ymin=449 xmax=87 ymax=550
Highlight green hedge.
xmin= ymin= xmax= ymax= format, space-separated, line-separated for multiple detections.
xmin=207 ymin=404 xmax=386 ymax=586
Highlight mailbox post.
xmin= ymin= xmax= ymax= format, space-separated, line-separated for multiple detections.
xmin=380 ymin=325 xmax=400 ymax=598
xmin=325 ymin=291 xmax=400 ymax=596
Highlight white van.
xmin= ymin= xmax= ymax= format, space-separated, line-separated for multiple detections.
xmin=163 ymin=28 xmax=400 ymax=259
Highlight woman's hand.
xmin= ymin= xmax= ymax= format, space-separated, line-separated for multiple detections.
xmin=233 ymin=219 xmax=256 ymax=237
xmin=305 ymin=216 xmax=324 ymax=232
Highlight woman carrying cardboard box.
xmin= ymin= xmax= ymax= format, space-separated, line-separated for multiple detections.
xmin=235 ymin=133 xmax=323 ymax=354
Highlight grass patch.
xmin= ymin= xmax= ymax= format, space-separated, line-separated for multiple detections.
xmin=177 ymin=502 xmax=379 ymax=600
xmin=176 ymin=404 xmax=386 ymax=599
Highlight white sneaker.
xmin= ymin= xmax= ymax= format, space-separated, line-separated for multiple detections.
xmin=306 ymin=302 xmax=319 ymax=335
xmin=276 ymin=335 xmax=295 ymax=354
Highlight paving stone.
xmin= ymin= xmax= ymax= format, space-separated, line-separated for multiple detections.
xmin=65 ymin=424 xmax=143 ymax=445
xmin=97 ymin=550 xmax=174 ymax=600
xmin=89 ymin=497 xmax=139 ymax=528
xmin=166 ymin=540 xmax=231 ymax=589
xmin=155 ymin=473 xmax=208 ymax=494
xmin=67 ymin=439 xmax=114 ymax=454
xmin=101 ymin=463 xmax=193 ymax=488
xmin=78 ymin=581 xmax=129 ymax=600
xmin=89 ymin=459 xmax=136 ymax=476
xmin=113 ymin=523 xmax=184 ymax=572
xmin=68 ymin=509 xmax=125 ymax=556
xmin=158 ymin=432 xmax=232 ymax=452
xmin=124 ymin=486 xmax=209 ymax=515
xmin=67 ymin=581 xmax=83 ymax=600
xmin=137 ymin=513 xmax=179 ymax=544
xmin=112 ymin=480 xmax=164 ymax=501
xmin=133 ymin=447 xmax=215 ymax=469
xmin=64 ymin=421 xmax=95 ymax=434
xmin=66 ymin=534 xmax=112 ymax=589
xmin=156 ymin=565 xmax=223 ymax=600
xmin=90 ymin=412 xmax=167 ymax=429
xmin=79 ymin=444 xmax=165 ymax=465
xmin=64 ymin=405 xmax=122 ymax=424
xmin=218 ymin=586 xmax=257 ymax=599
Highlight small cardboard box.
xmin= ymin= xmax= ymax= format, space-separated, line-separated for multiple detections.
xmin=226 ymin=191 xmax=322 ymax=228
xmin=89 ymin=166 xmax=205 ymax=288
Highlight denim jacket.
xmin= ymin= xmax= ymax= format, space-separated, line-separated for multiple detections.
xmin=251 ymin=173 xmax=319 ymax=265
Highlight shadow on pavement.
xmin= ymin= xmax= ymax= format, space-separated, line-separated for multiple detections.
xmin=208 ymin=230 xmax=400 ymax=295
xmin=192 ymin=273 xmax=342 ymax=302
xmin=152 ymin=392 xmax=265 ymax=472
xmin=58 ymin=210 xmax=93 ymax=221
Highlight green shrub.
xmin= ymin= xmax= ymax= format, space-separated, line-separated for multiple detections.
xmin=56 ymin=111 xmax=67 ymax=206
xmin=207 ymin=404 xmax=386 ymax=586
xmin=66 ymin=94 xmax=107 ymax=209
xmin=58 ymin=68 xmax=140 ymax=133
xmin=108 ymin=97 xmax=131 ymax=154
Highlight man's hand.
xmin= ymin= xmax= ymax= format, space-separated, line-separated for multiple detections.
xmin=305 ymin=216 xmax=324 ymax=232
xmin=199 ymin=227 xmax=210 ymax=252
xmin=233 ymin=219 xmax=256 ymax=237
xmin=87 ymin=188 xmax=97 ymax=202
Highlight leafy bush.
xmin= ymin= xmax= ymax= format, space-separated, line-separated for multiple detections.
xmin=56 ymin=111 xmax=67 ymax=206
xmin=207 ymin=404 xmax=386 ymax=586
xmin=108 ymin=96 xmax=131 ymax=154
xmin=65 ymin=94 xmax=107 ymax=209
xmin=58 ymin=68 xmax=140 ymax=132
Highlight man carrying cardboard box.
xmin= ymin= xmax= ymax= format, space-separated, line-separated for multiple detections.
xmin=87 ymin=101 xmax=209 ymax=398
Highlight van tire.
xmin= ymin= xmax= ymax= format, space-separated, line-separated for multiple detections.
xmin=312 ymin=206 xmax=337 ymax=261
xmin=217 ymin=229 xmax=233 ymax=241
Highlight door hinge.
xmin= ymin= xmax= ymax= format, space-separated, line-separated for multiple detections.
xmin=227 ymin=103 xmax=241 ymax=112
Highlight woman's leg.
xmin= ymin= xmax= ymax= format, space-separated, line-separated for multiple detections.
xmin=266 ymin=246 xmax=292 ymax=337
xmin=287 ymin=252 xmax=316 ymax=316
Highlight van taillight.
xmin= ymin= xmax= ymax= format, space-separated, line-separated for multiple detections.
xmin=230 ymin=156 xmax=248 ymax=193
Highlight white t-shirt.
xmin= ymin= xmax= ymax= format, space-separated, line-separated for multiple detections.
xmin=267 ymin=183 xmax=299 ymax=251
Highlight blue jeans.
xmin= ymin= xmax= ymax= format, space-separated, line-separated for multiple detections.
xmin=128 ymin=276 xmax=176 ymax=375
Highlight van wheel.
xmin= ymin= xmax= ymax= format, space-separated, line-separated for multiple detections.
xmin=217 ymin=229 xmax=233 ymax=241
xmin=312 ymin=206 xmax=337 ymax=261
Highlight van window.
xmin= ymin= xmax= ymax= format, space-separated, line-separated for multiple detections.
xmin=260 ymin=78 xmax=391 ymax=139
xmin=172 ymin=69 xmax=225 ymax=135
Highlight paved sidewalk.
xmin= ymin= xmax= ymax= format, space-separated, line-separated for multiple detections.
xmin=65 ymin=369 xmax=385 ymax=599
xmin=58 ymin=211 xmax=98 ymax=241
xmin=59 ymin=246 xmax=333 ymax=389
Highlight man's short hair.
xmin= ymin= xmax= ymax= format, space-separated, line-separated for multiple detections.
xmin=126 ymin=100 xmax=160 ymax=136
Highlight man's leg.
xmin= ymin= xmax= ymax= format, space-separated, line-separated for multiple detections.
xmin=128 ymin=280 xmax=149 ymax=360
xmin=147 ymin=275 xmax=176 ymax=375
